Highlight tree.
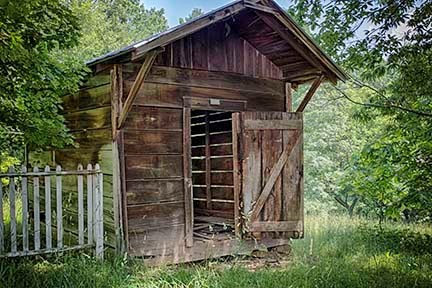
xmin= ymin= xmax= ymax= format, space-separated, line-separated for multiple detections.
xmin=65 ymin=0 xmax=168 ymax=62
xmin=302 ymin=84 xmax=373 ymax=217
xmin=179 ymin=8 xmax=204 ymax=24
xmin=289 ymin=0 xmax=432 ymax=221
xmin=0 ymin=0 xmax=84 ymax=157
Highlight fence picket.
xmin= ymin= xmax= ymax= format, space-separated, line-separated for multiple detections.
xmin=9 ymin=167 xmax=16 ymax=254
xmin=87 ymin=164 xmax=93 ymax=245
xmin=77 ymin=164 xmax=84 ymax=245
xmin=95 ymin=164 xmax=104 ymax=260
xmin=0 ymin=181 xmax=3 ymax=253
xmin=33 ymin=167 xmax=40 ymax=250
xmin=0 ymin=164 xmax=103 ymax=259
xmin=22 ymin=166 xmax=29 ymax=252
xmin=56 ymin=166 xmax=63 ymax=249
xmin=45 ymin=166 xmax=52 ymax=249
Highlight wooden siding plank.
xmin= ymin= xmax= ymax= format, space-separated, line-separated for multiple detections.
xmin=124 ymin=106 xmax=182 ymax=130
xmin=64 ymin=106 xmax=111 ymax=132
xmin=125 ymin=155 xmax=183 ymax=180
xmin=124 ymin=130 xmax=182 ymax=155
xmin=127 ymin=202 xmax=185 ymax=231
xmin=127 ymin=180 xmax=184 ymax=205
xmin=132 ymin=66 xmax=285 ymax=95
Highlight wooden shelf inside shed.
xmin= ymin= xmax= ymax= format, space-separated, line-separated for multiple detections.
xmin=190 ymin=110 xmax=235 ymax=241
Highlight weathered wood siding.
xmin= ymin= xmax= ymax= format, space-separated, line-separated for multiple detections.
xmin=123 ymin=105 xmax=185 ymax=256
xmin=29 ymin=69 xmax=116 ymax=246
xmin=154 ymin=22 xmax=283 ymax=79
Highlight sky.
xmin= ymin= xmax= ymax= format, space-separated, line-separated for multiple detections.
xmin=144 ymin=0 xmax=289 ymax=27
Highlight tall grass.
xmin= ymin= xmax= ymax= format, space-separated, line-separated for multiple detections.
xmin=0 ymin=215 xmax=431 ymax=288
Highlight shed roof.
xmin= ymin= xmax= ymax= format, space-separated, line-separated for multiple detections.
xmin=87 ymin=0 xmax=347 ymax=84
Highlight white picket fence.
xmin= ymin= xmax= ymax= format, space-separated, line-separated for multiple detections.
xmin=0 ymin=164 xmax=103 ymax=259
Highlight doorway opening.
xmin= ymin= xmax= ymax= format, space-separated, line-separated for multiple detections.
xmin=190 ymin=110 xmax=235 ymax=241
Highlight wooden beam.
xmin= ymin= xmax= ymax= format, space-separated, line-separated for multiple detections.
xmin=117 ymin=49 xmax=161 ymax=129
xmin=244 ymin=119 xmax=302 ymax=130
xmin=249 ymin=221 xmax=303 ymax=232
xmin=250 ymin=131 xmax=302 ymax=221
xmin=183 ymin=107 xmax=193 ymax=247
xmin=232 ymin=113 xmax=242 ymax=238
xmin=285 ymin=82 xmax=292 ymax=112
xmin=244 ymin=1 xmax=278 ymax=14
xmin=296 ymin=75 xmax=324 ymax=112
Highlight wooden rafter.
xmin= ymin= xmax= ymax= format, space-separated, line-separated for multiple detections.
xmin=296 ymin=75 xmax=324 ymax=112
xmin=253 ymin=11 xmax=327 ymax=73
xmin=117 ymin=49 xmax=161 ymax=129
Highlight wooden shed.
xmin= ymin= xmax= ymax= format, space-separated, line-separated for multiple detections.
xmin=31 ymin=0 xmax=346 ymax=263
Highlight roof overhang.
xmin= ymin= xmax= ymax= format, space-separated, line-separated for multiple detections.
xmin=87 ymin=0 xmax=348 ymax=84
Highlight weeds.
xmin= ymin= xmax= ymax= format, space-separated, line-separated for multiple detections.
xmin=0 ymin=215 xmax=431 ymax=288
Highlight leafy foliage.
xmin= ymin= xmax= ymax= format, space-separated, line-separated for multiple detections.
xmin=65 ymin=0 xmax=168 ymax=62
xmin=0 ymin=0 xmax=84 ymax=157
xmin=289 ymin=0 xmax=432 ymax=222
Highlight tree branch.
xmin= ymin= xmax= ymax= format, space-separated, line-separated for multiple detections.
xmin=333 ymin=85 xmax=432 ymax=118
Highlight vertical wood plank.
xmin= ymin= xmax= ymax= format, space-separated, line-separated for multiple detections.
xmin=285 ymin=82 xmax=293 ymax=112
xmin=262 ymin=113 xmax=283 ymax=226
xmin=33 ymin=167 xmax=40 ymax=250
xmin=119 ymin=131 xmax=129 ymax=251
xmin=77 ymin=164 xmax=84 ymax=245
xmin=112 ymin=63 xmax=123 ymax=252
xmin=0 ymin=180 xmax=3 ymax=253
xmin=112 ymin=140 xmax=123 ymax=252
xmin=95 ymin=164 xmax=104 ymax=259
xmin=183 ymin=107 xmax=193 ymax=247
xmin=45 ymin=166 xmax=52 ymax=249
xmin=9 ymin=167 xmax=16 ymax=254
xmin=22 ymin=166 xmax=29 ymax=252
xmin=204 ymin=111 xmax=212 ymax=210
xmin=56 ymin=165 xmax=63 ymax=248
xmin=299 ymin=118 xmax=305 ymax=237
xmin=87 ymin=164 xmax=93 ymax=245
xmin=111 ymin=65 xmax=119 ymax=139
xmin=232 ymin=113 xmax=242 ymax=238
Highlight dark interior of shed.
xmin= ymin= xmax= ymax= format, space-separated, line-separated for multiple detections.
xmin=190 ymin=110 xmax=235 ymax=241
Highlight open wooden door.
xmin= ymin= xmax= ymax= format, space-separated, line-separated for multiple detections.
xmin=232 ymin=112 xmax=304 ymax=239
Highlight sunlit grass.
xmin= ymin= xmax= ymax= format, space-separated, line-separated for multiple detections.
xmin=0 ymin=214 xmax=431 ymax=287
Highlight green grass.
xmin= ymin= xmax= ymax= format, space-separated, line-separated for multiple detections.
xmin=0 ymin=215 xmax=431 ymax=288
